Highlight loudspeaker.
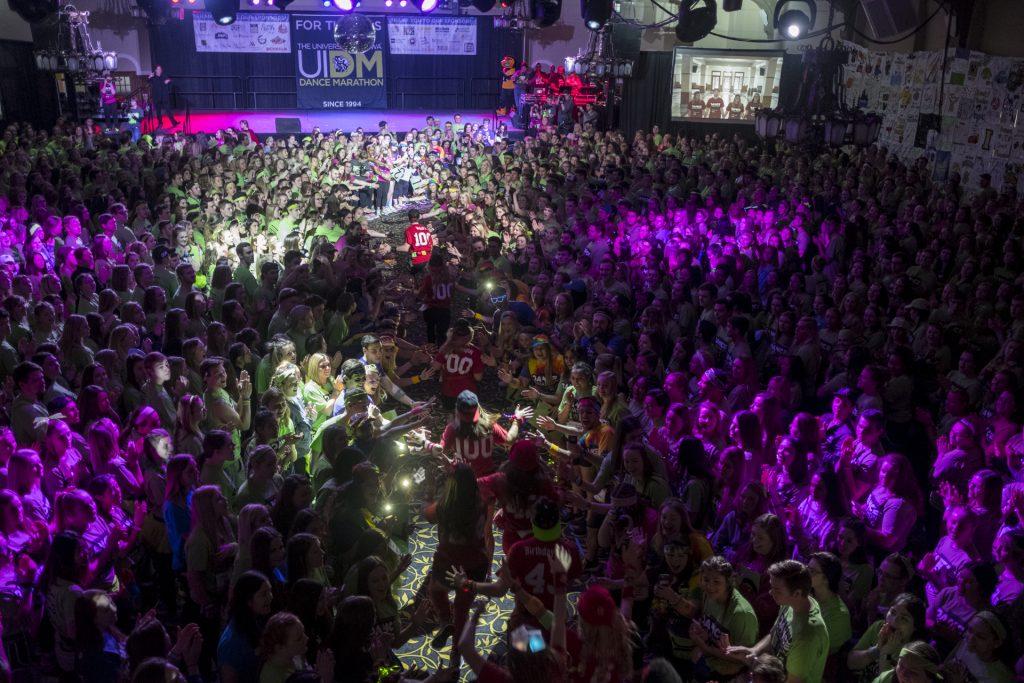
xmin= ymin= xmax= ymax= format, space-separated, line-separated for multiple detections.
xmin=275 ymin=117 xmax=302 ymax=134
xmin=609 ymin=21 xmax=642 ymax=61
xmin=859 ymin=0 xmax=917 ymax=39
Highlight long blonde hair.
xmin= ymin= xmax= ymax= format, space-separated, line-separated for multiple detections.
xmin=577 ymin=615 xmax=635 ymax=680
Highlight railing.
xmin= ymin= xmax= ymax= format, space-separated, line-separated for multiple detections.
xmin=171 ymin=72 xmax=504 ymax=111
xmin=171 ymin=75 xmax=246 ymax=111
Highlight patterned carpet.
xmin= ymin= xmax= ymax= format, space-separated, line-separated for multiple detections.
xmin=393 ymin=521 xmax=514 ymax=679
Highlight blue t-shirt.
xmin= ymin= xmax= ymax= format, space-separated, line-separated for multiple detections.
xmin=507 ymin=301 xmax=536 ymax=326
xmin=163 ymin=492 xmax=192 ymax=571
xmin=217 ymin=620 xmax=260 ymax=682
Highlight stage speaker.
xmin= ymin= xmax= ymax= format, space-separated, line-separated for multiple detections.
xmin=275 ymin=117 xmax=302 ymax=134
xmin=859 ymin=0 xmax=918 ymax=39
xmin=609 ymin=21 xmax=642 ymax=62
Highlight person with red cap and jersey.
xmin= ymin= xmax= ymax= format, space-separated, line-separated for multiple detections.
xmin=397 ymin=208 xmax=434 ymax=274
xmin=428 ymin=390 xmax=531 ymax=478
xmin=478 ymin=440 xmax=561 ymax=555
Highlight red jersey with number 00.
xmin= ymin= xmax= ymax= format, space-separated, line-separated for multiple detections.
xmin=435 ymin=345 xmax=483 ymax=398
xmin=440 ymin=421 xmax=509 ymax=477
xmin=405 ymin=223 xmax=433 ymax=264
xmin=418 ymin=274 xmax=453 ymax=309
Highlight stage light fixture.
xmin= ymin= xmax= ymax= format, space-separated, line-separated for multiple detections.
xmin=530 ymin=0 xmax=561 ymax=27
xmin=772 ymin=0 xmax=815 ymax=39
xmin=399 ymin=0 xmax=407 ymax=6
xmin=581 ymin=0 xmax=611 ymax=30
xmin=470 ymin=0 xmax=496 ymax=11
xmin=332 ymin=0 xmax=354 ymax=11
xmin=207 ymin=0 xmax=238 ymax=24
xmin=415 ymin=0 xmax=439 ymax=12
xmin=675 ymin=0 xmax=717 ymax=42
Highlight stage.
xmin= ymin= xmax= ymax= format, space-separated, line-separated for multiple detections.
xmin=145 ymin=109 xmax=507 ymax=136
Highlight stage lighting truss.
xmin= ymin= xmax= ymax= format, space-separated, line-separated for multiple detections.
xmin=772 ymin=0 xmax=815 ymax=39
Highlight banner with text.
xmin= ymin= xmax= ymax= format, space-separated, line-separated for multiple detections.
xmin=193 ymin=11 xmax=291 ymax=53
xmin=387 ymin=16 xmax=476 ymax=56
xmin=293 ymin=14 xmax=386 ymax=109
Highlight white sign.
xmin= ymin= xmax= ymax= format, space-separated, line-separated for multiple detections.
xmin=193 ymin=11 xmax=292 ymax=53
xmin=387 ymin=16 xmax=476 ymax=56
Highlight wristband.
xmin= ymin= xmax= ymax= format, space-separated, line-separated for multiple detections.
xmin=410 ymin=375 xmax=421 ymax=384
xmin=549 ymin=443 xmax=559 ymax=454
xmin=474 ymin=312 xmax=484 ymax=320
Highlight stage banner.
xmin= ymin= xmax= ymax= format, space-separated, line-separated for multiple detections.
xmin=293 ymin=14 xmax=386 ymax=109
xmin=387 ymin=16 xmax=477 ymax=56
xmin=193 ymin=11 xmax=291 ymax=53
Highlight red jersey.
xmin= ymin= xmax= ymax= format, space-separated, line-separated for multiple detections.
xmin=478 ymin=473 xmax=560 ymax=552
xmin=418 ymin=274 xmax=453 ymax=309
xmin=423 ymin=499 xmax=490 ymax=570
xmin=435 ymin=345 xmax=483 ymax=398
xmin=440 ymin=421 xmax=510 ymax=477
xmin=405 ymin=222 xmax=433 ymax=265
xmin=507 ymin=536 xmax=582 ymax=629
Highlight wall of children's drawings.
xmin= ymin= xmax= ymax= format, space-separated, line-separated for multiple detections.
xmin=842 ymin=41 xmax=1024 ymax=192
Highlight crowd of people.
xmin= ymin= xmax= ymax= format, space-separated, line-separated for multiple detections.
xmin=0 ymin=109 xmax=1022 ymax=683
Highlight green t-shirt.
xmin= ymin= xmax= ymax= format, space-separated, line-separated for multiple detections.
xmin=853 ymin=620 xmax=892 ymax=682
xmin=817 ymin=593 xmax=852 ymax=654
xmin=769 ymin=599 xmax=830 ymax=683
xmin=696 ymin=589 xmax=759 ymax=675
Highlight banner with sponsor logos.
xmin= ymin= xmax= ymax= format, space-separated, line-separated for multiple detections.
xmin=193 ymin=11 xmax=291 ymax=53
xmin=387 ymin=15 xmax=477 ymax=56
xmin=293 ymin=14 xmax=386 ymax=109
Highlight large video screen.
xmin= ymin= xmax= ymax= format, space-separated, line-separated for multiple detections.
xmin=671 ymin=48 xmax=784 ymax=122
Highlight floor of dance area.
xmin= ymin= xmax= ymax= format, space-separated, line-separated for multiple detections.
xmin=393 ymin=521 xmax=512 ymax=676
xmin=146 ymin=109 xmax=505 ymax=135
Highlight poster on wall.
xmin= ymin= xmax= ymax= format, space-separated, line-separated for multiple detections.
xmin=193 ymin=11 xmax=291 ymax=53
xmin=293 ymin=14 xmax=386 ymax=109
xmin=670 ymin=48 xmax=784 ymax=122
xmin=387 ymin=16 xmax=476 ymax=56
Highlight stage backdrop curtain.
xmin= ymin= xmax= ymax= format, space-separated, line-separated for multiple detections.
xmin=149 ymin=12 xmax=522 ymax=112
xmin=620 ymin=51 xmax=673 ymax=139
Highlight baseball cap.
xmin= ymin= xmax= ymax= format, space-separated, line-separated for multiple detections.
xmin=578 ymin=585 xmax=617 ymax=626
xmin=508 ymin=440 xmax=540 ymax=472
xmin=456 ymin=390 xmax=479 ymax=413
